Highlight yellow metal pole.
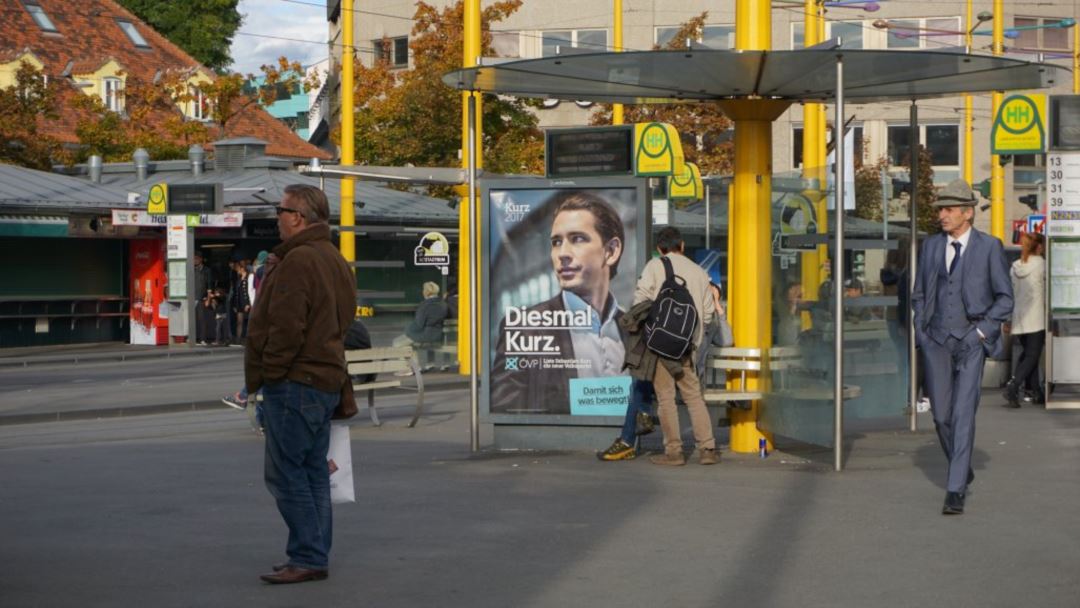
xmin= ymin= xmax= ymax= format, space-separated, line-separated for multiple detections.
xmin=801 ymin=0 xmax=823 ymax=327
xmin=990 ymin=0 xmax=1005 ymax=241
xmin=340 ymin=0 xmax=356 ymax=265
xmin=458 ymin=0 xmax=482 ymax=374
xmin=721 ymin=0 xmax=791 ymax=454
xmin=1075 ymin=24 xmax=1079 ymax=94
xmin=963 ymin=0 xmax=973 ymax=186
xmin=612 ymin=0 xmax=624 ymax=125
xmin=815 ymin=12 xmax=829 ymax=287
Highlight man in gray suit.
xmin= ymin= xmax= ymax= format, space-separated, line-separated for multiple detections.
xmin=911 ymin=180 xmax=1013 ymax=515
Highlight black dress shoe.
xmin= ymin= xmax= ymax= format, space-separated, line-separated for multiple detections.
xmin=260 ymin=566 xmax=329 ymax=584
xmin=942 ymin=491 xmax=965 ymax=515
xmin=967 ymin=468 xmax=975 ymax=486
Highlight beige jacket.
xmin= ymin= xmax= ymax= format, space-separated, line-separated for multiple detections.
xmin=632 ymin=253 xmax=714 ymax=348
xmin=1010 ymin=255 xmax=1045 ymax=335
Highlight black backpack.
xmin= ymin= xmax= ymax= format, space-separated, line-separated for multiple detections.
xmin=644 ymin=256 xmax=699 ymax=360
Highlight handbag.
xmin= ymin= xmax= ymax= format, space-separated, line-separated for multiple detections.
xmin=717 ymin=314 xmax=734 ymax=347
xmin=327 ymin=425 xmax=355 ymax=504
xmin=332 ymin=380 xmax=358 ymax=420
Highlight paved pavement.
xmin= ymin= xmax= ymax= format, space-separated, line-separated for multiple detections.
xmin=0 ymin=342 xmax=1078 ymax=607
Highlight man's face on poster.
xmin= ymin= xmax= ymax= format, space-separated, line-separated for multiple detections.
xmin=549 ymin=209 xmax=621 ymax=300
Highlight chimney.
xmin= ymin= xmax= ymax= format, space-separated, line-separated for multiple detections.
xmin=212 ymin=137 xmax=267 ymax=171
xmin=189 ymin=144 xmax=205 ymax=176
xmin=88 ymin=155 xmax=103 ymax=183
xmin=133 ymin=148 xmax=150 ymax=181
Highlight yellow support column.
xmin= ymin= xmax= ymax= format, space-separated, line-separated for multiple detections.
xmin=801 ymin=0 xmax=823 ymax=326
xmin=722 ymin=0 xmax=790 ymax=454
xmin=340 ymin=0 xmax=356 ymax=265
xmin=458 ymin=0 xmax=482 ymax=374
xmin=990 ymin=0 xmax=1005 ymax=241
xmin=963 ymin=0 xmax=973 ymax=186
xmin=612 ymin=0 xmax=624 ymax=125
xmin=815 ymin=15 xmax=829 ymax=287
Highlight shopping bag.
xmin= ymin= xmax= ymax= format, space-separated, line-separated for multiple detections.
xmin=327 ymin=425 xmax=355 ymax=504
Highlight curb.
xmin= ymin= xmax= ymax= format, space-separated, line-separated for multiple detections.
xmin=0 ymin=380 xmax=471 ymax=426
xmin=0 ymin=348 xmax=242 ymax=369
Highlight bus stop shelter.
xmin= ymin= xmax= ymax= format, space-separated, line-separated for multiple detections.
xmin=443 ymin=47 xmax=1066 ymax=467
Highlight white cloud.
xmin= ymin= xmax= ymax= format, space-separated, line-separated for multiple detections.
xmin=230 ymin=0 xmax=329 ymax=74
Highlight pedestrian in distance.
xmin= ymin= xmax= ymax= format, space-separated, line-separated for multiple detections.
xmin=911 ymin=179 xmax=1013 ymax=515
xmin=245 ymin=184 xmax=356 ymax=584
xmin=1004 ymin=231 xmax=1046 ymax=408
xmin=631 ymin=226 xmax=720 ymax=466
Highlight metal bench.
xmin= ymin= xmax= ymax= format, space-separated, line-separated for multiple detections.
xmin=703 ymin=347 xmax=765 ymax=409
xmin=346 ymin=346 xmax=425 ymax=428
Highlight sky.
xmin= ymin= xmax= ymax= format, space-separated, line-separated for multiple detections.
xmin=230 ymin=0 xmax=329 ymax=74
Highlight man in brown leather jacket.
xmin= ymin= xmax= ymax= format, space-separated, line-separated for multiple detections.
xmin=244 ymin=184 xmax=355 ymax=584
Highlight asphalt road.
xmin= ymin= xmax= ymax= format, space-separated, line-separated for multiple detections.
xmin=1 ymin=386 xmax=1079 ymax=608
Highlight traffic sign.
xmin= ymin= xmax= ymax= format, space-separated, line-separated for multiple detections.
xmin=992 ymin=94 xmax=1047 ymax=155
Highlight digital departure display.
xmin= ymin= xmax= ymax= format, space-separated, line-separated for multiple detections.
xmin=1051 ymin=95 xmax=1080 ymax=151
xmin=546 ymin=126 xmax=634 ymax=178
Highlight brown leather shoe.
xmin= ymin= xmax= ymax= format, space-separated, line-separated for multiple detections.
xmin=649 ymin=451 xmax=686 ymax=466
xmin=260 ymin=566 xmax=328 ymax=584
xmin=698 ymin=448 xmax=720 ymax=465
xmin=272 ymin=562 xmax=288 ymax=572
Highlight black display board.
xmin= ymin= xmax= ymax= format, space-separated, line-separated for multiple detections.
xmin=545 ymin=126 xmax=634 ymax=178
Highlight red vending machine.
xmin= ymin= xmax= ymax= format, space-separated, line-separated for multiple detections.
xmin=129 ymin=239 xmax=168 ymax=345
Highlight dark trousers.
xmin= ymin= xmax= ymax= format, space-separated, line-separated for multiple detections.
xmin=1013 ymin=331 xmax=1045 ymax=392
xmin=921 ymin=331 xmax=985 ymax=493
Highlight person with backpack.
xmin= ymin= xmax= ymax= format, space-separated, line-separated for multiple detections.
xmin=632 ymin=226 xmax=719 ymax=466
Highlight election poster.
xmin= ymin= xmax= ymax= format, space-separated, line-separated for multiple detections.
xmin=483 ymin=178 xmax=648 ymax=417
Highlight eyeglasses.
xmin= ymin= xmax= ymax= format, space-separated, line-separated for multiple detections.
xmin=275 ymin=206 xmax=302 ymax=216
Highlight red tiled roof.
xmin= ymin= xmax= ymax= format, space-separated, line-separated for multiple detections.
xmin=1 ymin=0 xmax=330 ymax=160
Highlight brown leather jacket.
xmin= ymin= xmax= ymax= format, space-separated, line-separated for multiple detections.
xmin=245 ymin=223 xmax=356 ymax=394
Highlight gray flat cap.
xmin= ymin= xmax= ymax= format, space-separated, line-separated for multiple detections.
xmin=932 ymin=179 xmax=977 ymax=208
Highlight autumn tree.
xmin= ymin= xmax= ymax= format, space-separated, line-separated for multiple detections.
xmin=0 ymin=62 xmax=64 ymax=169
xmin=853 ymin=147 xmax=939 ymax=234
xmin=115 ymin=0 xmax=243 ymax=71
xmin=590 ymin=13 xmax=734 ymax=178
xmin=72 ymin=58 xmax=316 ymax=162
xmin=349 ymin=1 xmax=544 ymax=182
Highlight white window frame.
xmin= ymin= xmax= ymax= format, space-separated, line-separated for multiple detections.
xmin=655 ymin=25 xmax=734 ymax=49
xmin=103 ymin=77 xmax=123 ymax=113
xmin=539 ymin=29 xmax=609 ymax=57
xmin=884 ymin=17 xmax=962 ymax=50
xmin=188 ymin=85 xmax=209 ymax=121
xmin=886 ymin=122 xmax=961 ymax=173
xmin=1013 ymin=16 xmax=1073 ymax=52
xmin=373 ymin=36 xmax=408 ymax=67
xmin=790 ymin=20 xmax=867 ymax=49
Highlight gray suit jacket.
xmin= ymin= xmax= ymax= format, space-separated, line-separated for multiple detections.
xmin=910 ymin=228 xmax=1014 ymax=359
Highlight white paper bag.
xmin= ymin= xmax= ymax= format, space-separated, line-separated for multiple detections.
xmin=327 ymin=425 xmax=355 ymax=504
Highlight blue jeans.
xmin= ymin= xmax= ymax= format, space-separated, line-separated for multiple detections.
xmin=619 ymin=379 xmax=655 ymax=444
xmin=262 ymin=380 xmax=340 ymax=570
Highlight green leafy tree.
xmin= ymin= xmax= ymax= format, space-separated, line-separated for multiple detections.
xmin=590 ymin=13 xmax=734 ymax=182
xmin=115 ymin=0 xmax=243 ymax=71
xmin=0 ymin=62 xmax=65 ymax=169
xmin=349 ymin=0 xmax=544 ymax=192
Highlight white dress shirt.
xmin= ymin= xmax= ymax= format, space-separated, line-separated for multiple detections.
xmin=944 ymin=226 xmax=972 ymax=272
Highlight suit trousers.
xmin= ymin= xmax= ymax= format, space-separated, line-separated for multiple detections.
xmin=921 ymin=331 xmax=986 ymax=493
xmin=653 ymin=358 xmax=715 ymax=453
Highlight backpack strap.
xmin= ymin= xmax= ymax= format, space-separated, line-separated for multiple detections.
xmin=660 ymin=255 xmax=685 ymax=287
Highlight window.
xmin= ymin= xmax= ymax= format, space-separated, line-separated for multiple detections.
xmin=792 ymin=126 xmax=863 ymax=169
xmin=116 ymin=20 xmax=150 ymax=48
xmin=103 ymin=77 xmax=123 ymax=113
xmin=888 ymin=124 xmax=959 ymax=167
xmin=188 ymin=86 xmax=210 ymax=120
xmin=492 ymin=31 xmax=520 ymax=58
xmin=1014 ymin=17 xmax=1072 ymax=51
xmin=542 ymin=29 xmax=608 ymax=56
xmin=373 ymin=36 xmax=408 ymax=67
xmin=23 ymin=3 xmax=58 ymax=32
xmin=656 ymin=25 xmax=734 ymax=49
xmin=791 ymin=21 xmax=864 ymax=49
xmin=887 ymin=17 xmax=962 ymax=50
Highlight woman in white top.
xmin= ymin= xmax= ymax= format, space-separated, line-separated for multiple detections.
xmin=1005 ymin=232 xmax=1046 ymax=407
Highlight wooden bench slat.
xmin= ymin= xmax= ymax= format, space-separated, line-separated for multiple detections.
xmin=353 ymin=380 xmax=401 ymax=391
xmin=348 ymin=360 xmax=411 ymax=375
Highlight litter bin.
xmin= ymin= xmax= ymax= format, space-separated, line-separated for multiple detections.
xmin=167 ymin=301 xmax=187 ymax=344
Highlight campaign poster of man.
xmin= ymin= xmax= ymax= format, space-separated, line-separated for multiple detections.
xmin=485 ymin=182 xmax=645 ymax=416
